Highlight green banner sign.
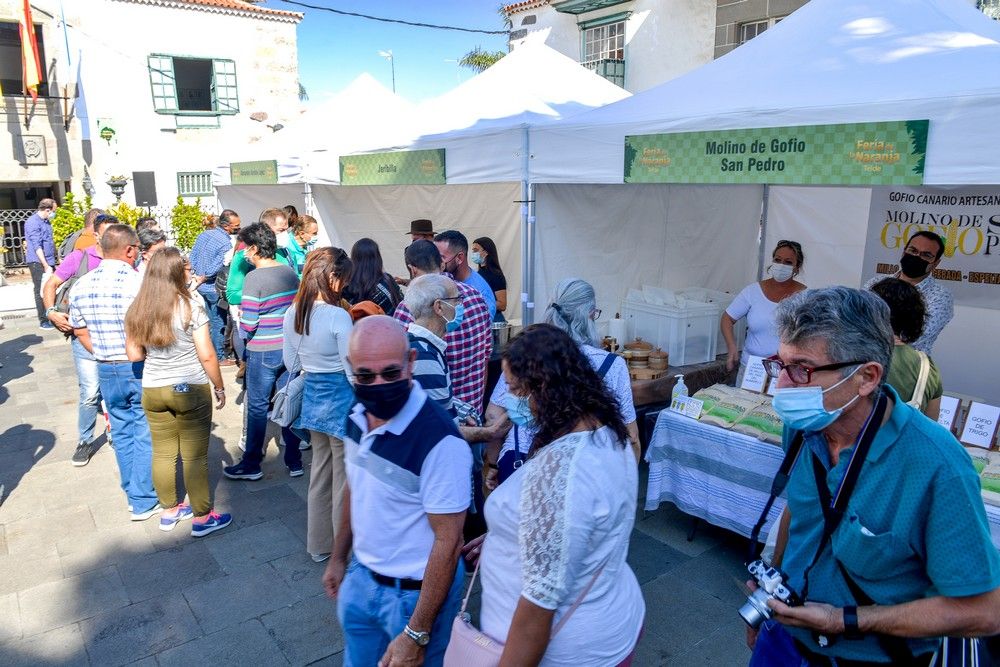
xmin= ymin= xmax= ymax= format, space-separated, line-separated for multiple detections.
xmin=230 ymin=160 xmax=278 ymax=185
xmin=624 ymin=120 xmax=928 ymax=185
xmin=340 ymin=149 xmax=446 ymax=186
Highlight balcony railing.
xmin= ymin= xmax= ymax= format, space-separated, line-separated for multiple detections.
xmin=582 ymin=58 xmax=625 ymax=88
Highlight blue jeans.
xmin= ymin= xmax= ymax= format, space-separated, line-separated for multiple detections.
xmin=749 ymin=621 xmax=811 ymax=667
xmin=199 ymin=288 xmax=227 ymax=360
xmin=241 ymin=348 xmax=301 ymax=470
xmin=337 ymin=558 xmax=465 ymax=667
xmin=97 ymin=361 xmax=158 ymax=513
xmin=72 ymin=337 xmax=102 ymax=444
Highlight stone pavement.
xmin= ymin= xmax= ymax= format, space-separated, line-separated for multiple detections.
xmin=0 ymin=311 xmax=753 ymax=666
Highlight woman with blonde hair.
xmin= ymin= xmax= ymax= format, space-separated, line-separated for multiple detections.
xmin=283 ymin=247 xmax=354 ymax=562
xmin=125 ymin=247 xmax=232 ymax=537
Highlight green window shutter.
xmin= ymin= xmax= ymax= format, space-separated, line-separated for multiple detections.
xmin=148 ymin=55 xmax=178 ymax=112
xmin=212 ymin=59 xmax=239 ymax=114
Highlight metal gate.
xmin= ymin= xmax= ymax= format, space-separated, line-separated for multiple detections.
xmin=1 ymin=208 xmax=34 ymax=268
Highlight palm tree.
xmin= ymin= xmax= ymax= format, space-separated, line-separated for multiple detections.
xmin=458 ymin=4 xmax=512 ymax=73
xmin=298 ymin=82 xmax=309 ymax=102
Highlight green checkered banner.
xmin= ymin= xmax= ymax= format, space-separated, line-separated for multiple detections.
xmin=624 ymin=120 xmax=928 ymax=185
xmin=339 ymin=149 xmax=446 ymax=186
xmin=230 ymin=160 xmax=278 ymax=185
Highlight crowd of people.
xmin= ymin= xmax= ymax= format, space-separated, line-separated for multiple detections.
xmin=19 ymin=196 xmax=1000 ymax=666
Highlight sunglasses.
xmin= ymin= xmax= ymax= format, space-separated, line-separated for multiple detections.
xmin=352 ymin=365 xmax=405 ymax=385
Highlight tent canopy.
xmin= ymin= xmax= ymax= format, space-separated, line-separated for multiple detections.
xmin=532 ymin=0 xmax=1000 ymax=184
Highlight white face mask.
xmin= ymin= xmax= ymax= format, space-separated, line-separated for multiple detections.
xmin=275 ymin=230 xmax=290 ymax=248
xmin=770 ymin=262 xmax=794 ymax=282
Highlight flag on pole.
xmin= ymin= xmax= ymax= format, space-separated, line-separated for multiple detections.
xmin=18 ymin=0 xmax=43 ymax=99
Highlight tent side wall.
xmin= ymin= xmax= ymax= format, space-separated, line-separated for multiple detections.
xmin=532 ymin=183 xmax=764 ymax=324
xmin=765 ymin=185 xmax=1000 ymax=406
xmin=311 ymin=182 xmax=523 ymax=318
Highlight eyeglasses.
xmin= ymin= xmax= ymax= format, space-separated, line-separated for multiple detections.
xmin=351 ymin=365 xmax=405 ymax=385
xmin=438 ymin=296 xmax=462 ymax=304
xmin=762 ymin=355 xmax=865 ymax=385
xmin=904 ymin=246 xmax=937 ymax=263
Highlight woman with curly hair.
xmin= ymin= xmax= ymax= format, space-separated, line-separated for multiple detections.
xmin=462 ymin=324 xmax=644 ymax=666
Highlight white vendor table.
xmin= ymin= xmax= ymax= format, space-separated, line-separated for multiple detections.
xmin=644 ymin=409 xmax=1000 ymax=551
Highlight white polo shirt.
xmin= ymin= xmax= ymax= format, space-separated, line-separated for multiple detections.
xmin=344 ymin=381 xmax=472 ymax=580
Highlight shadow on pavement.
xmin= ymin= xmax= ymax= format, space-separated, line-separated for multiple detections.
xmin=0 ymin=334 xmax=43 ymax=405
xmin=0 ymin=424 xmax=55 ymax=511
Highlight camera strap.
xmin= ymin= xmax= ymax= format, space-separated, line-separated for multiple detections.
xmin=747 ymin=430 xmax=806 ymax=564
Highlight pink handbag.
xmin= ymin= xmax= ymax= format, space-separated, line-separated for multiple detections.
xmin=443 ymin=549 xmax=605 ymax=666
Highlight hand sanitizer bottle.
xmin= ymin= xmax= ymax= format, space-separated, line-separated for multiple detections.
xmin=672 ymin=374 xmax=688 ymax=401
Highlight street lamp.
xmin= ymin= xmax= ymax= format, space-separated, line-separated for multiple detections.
xmin=378 ymin=50 xmax=395 ymax=93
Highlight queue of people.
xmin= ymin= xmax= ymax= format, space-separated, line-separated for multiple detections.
xmin=37 ymin=201 xmax=1000 ymax=667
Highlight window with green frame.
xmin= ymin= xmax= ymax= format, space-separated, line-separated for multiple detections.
xmin=579 ymin=12 xmax=627 ymax=88
xmin=177 ymin=171 xmax=213 ymax=197
xmin=147 ymin=54 xmax=239 ymax=115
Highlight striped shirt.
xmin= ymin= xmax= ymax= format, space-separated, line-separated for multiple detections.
xmin=394 ymin=280 xmax=492 ymax=413
xmin=68 ymin=259 xmax=141 ymax=361
xmin=240 ymin=264 xmax=299 ymax=352
xmin=407 ymin=323 xmax=454 ymax=416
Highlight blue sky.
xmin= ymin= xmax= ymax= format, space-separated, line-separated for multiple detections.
xmin=262 ymin=1 xmax=510 ymax=103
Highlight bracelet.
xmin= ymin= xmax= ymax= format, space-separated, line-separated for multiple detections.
xmin=45 ymin=306 xmax=58 ymax=315
xmin=213 ymin=387 xmax=225 ymax=395
xmin=487 ymin=463 xmax=498 ymax=470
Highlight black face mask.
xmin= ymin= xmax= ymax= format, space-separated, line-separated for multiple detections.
xmin=899 ymin=253 xmax=931 ymax=279
xmin=354 ymin=379 xmax=411 ymax=420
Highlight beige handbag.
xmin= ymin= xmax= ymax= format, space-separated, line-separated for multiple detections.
xmin=443 ymin=550 xmax=606 ymax=667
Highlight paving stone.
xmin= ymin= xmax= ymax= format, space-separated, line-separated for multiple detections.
xmin=626 ymin=528 xmax=691 ymax=585
xmin=0 ymin=525 xmax=6 ymax=556
xmin=637 ymin=573 xmax=734 ymax=664
xmin=79 ymin=592 xmax=201 ymax=666
xmin=183 ymin=563 xmax=300 ymax=634
xmin=0 ymin=548 xmax=64 ymax=595
xmin=280 ymin=507 xmax=309 ymax=545
xmin=58 ymin=528 xmax=156 ymax=578
xmin=225 ymin=484 xmax=307 ymax=531
xmin=634 ymin=502 xmax=726 ymax=557
xmin=260 ymin=593 xmax=343 ymax=665
xmin=5 ymin=505 xmax=96 ymax=556
xmin=18 ymin=564 xmax=130 ymax=636
xmin=267 ymin=552 xmax=326 ymax=600
xmin=303 ymin=652 xmax=344 ymax=666
xmin=157 ymin=618 xmax=289 ymax=666
xmin=665 ymin=535 xmax=751 ymax=608
xmin=675 ymin=618 xmax=752 ymax=667
xmin=0 ymin=622 xmax=89 ymax=667
xmin=0 ymin=592 xmax=22 ymax=643
xmin=204 ymin=518 xmax=302 ymax=574
xmin=117 ymin=541 xmax=225 ymax=603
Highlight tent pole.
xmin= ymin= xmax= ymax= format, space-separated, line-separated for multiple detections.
xmin=757 ymin=184 xmax=771 ymax=281
xmin=520 ymin=124 xmax=535 ymax=325
xmin=304 ymin=182 xmax=314 ymax=217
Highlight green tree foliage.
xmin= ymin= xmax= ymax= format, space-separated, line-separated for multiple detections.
xmin=106 ymin=201 xmax=144 ymax=228
xmin=171 ymin=196 xmax=208 ymax=251
xmin=458 ymin=46 xmax=506 ymax=73
xmin=50 ymin=192 xmax=93 ymax=247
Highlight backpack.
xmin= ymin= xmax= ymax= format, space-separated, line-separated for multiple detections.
xmin=58 ymin=229 xmax=83 ymax=259
xmin=54 ymin=251 xmax=93 ymax=314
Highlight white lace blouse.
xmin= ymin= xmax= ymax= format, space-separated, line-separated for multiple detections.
xmin=479 ymin=426 xmax=645 ymax=666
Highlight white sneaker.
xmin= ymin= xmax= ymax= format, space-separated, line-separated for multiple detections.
xmin=130 ymin=503 xmax=163 ymax=521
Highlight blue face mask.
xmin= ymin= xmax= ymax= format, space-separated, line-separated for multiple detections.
xmin=442 ymin=301 xmax=465 ymax=333
xmin=506 ymin=394 xmax=535 ymax=428
xmin=771 ymin=366 xmax=862 ymax=432
xmin=306 ymin=238 xmax=318 ymax=251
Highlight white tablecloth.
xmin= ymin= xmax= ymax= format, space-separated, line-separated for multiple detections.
xmin=645 ymin=408 xmax=1000 ymax=550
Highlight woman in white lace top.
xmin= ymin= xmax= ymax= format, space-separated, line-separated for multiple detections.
xmin=469 ymin=324 xmax=645 ymax=665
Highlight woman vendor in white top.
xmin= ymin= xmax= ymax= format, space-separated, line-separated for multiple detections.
xmin=460 ymin=278 xmax=638 ymax=491
xmin=463 ymin=324 xmax=645 ymax=666
xmin=721 ymin=240 xmax=806 ymax=384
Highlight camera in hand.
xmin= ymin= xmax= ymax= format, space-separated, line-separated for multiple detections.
xmin=739 ymin=559 xmax=802 ymax=629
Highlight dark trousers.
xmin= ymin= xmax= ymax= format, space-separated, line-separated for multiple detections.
xmin=28 ymin=262 xmax=48 ymax=323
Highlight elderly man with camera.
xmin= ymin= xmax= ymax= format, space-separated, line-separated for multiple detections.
xmin=742 ymin=286 xmax=1000 ymax=666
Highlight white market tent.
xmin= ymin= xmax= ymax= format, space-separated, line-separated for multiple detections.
xmin=308 ymin=43 xmax=631 ymax=312
xmin=526 ymin=0 xmax=1000 ymax=404
xmin=212 ymin=73 xmax=417 ymax=237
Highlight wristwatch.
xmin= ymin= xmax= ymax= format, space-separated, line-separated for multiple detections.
xmin=403 ymin=624 xmax=430 ymax=647
xmin=842 ymin=605 xmax=863 ymax=640
xmin=45 ymin=306 xmax=59 ymax=316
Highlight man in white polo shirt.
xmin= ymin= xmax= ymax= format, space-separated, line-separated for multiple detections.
xmin=324 ymin=316 xmax=471 ymax=667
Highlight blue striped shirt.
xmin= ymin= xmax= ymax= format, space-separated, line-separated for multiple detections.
xmin=68 ymin=259 xmax=141 ymax=361
xmin=407 ymin=324 xmax=454 ymax=416
xmin=189 ymin=227 xmax=233 ymax=296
